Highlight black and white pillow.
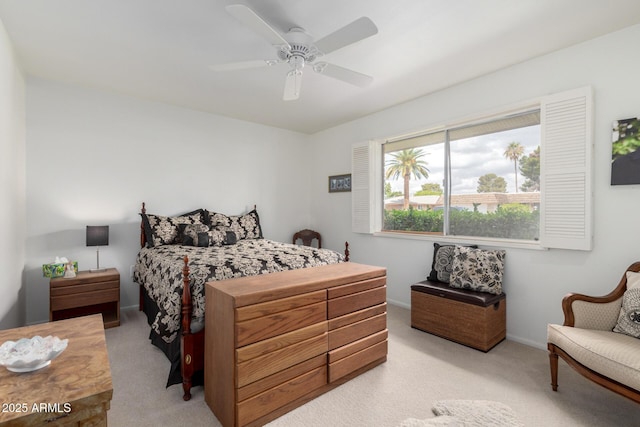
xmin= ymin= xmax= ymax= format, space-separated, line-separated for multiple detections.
xmin=428 ymin=243 xmax=477 ymax=283
xmin=613 ymin=271 xmax=640 ymax=338
xmin=206 ymin=209 xmax=263 ymax=240
xmin=208 ymin=227 xmax=239 ymax=247
xmin=181 ymin=224 xmax=211 ymax=247
xmin=449 ymin=246 xmax=506 ymax=295
xmin=613 ymin=288 xmax=640 ymax=338
xmin=141 ymin=209 xmax=204 ymax=247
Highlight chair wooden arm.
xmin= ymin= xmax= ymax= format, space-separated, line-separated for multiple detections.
xmin=562 ymin=261 xmax=640 ymax=327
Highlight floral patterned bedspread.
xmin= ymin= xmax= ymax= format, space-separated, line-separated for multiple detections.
xmin=134 ymin=239 xmax=344 ymax=344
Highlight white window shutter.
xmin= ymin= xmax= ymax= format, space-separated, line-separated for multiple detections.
xmin=352 ymin=140 xmax=380 ymax=233
xmin=539 ymin=86 xmax=593 ymax=250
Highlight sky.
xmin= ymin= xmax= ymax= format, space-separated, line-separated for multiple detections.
xmin=386 ymin=125 xmax=540 ymax=195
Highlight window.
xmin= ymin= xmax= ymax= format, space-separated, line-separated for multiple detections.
xmin=383 ymin=110 xmax=541 ymax=240
xmin=352 ymin=87 xmax=593 ymax=250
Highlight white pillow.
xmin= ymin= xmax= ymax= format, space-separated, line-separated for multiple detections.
xmin=626 ymin=271 xmax=640 ymax=290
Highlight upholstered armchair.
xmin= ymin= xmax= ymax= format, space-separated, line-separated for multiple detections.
xmin=547 ymin=261 xmax=640 ymax=404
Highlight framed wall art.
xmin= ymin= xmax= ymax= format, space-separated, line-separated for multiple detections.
xmin=328 ymin=174 xmax=351 ymax=193
xmin=611 ymin=117 xmax=640 ymax=185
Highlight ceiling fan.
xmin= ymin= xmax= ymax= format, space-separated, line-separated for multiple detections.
xmin=211 ymin=4 xmax=378 ymax=101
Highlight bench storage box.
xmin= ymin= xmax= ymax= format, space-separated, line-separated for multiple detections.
xmin=411 ymin=280 xmax=506 ymax=352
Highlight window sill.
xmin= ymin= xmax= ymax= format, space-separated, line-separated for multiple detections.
xmin=373 ymin=231 xmax=547 ymax=251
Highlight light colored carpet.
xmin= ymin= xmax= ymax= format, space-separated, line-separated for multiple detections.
xmin=105 ymin=305 xmax=640 ymax=426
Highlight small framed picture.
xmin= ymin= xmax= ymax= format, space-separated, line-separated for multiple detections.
xmin=328 ymin=174 xmax=351 ymax=193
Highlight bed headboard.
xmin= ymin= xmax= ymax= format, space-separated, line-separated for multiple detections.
xmin=138 ymin=202 xmax=349 ymax=260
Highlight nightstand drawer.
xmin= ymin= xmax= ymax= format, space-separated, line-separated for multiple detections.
xmin=51 ymin=288 xmax=119 ymax=311
xmin=50 ymin=280 xmax=119 ymax=297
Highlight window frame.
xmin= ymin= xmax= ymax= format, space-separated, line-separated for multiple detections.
xmin=351 ymin=86 xmax=593 ymax=251
xmin=382 ymin=109 xmax=541 ymax=240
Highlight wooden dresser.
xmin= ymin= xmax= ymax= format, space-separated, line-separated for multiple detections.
xmin=205 ymin=262 xmax=387 ymax=427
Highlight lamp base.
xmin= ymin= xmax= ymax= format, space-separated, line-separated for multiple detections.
xmin=90 ymin=268 xmax=107 ymax=273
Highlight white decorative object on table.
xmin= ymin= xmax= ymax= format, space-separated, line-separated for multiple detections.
xmin=64 ymin=261 xmax=77 ymax=278
xmin=0 ymin=335 xmax=68 ymax=373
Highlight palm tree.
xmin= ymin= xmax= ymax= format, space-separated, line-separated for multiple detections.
xmin=503 ymin=142 xmax=524 ymax=193
xmin=385 ymin=148 xmax=430 ymax=209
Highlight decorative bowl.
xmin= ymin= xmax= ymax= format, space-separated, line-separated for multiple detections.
xmin=0 ymin=335 xmax=68 ymax=373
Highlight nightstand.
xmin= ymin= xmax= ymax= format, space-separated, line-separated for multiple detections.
xmin=50 ymin=268 xmax=120 ymax=328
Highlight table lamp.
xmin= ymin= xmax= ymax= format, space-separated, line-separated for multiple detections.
xmin=86 ymin=225 xmax=109 ymax=272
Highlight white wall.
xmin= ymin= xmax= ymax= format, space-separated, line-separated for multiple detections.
xmin=16 ymin=22 xmax=640 ymax=347
xmin=0 ymin=17 xmax=26 ymax=329
xmin=310 ymin=24 xmax=640 ymax=349
xmin=25 ymin=79 xmax=314 ymax=324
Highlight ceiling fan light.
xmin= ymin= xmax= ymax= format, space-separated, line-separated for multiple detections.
xmin=284 ymin=69 xmax=302 ymax=101
xmin=290 ymin=55 xmax=305 ymax=71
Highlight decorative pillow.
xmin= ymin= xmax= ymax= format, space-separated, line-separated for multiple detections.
xmin=208 ymin=227 xmax=239 ymax=247
xmin=627 ymin=271 xmax=640 ymax=290
xmin=205 ymin=209 xmax=263 ymax=240
xmin=449 ymin=246 xmax=506 ymax=295
xmin=428 ymin=243 xmax=477 ymax=283
xmin=181 ymin=224 xmax=211 ymax=247
xmin=141 ymin=209 xmax=203 ymax=247
xmin=613 ymin=288 xmax=640 ymax=338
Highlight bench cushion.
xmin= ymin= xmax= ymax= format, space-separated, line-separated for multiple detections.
xmin=548 ymin=323 xmax=640 ymax=391
xmin=411 ymin=280 xmax=505 ymax=308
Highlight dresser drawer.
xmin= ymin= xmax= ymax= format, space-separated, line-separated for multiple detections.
xmin=237 ymin=365 xmax=327 ymax=427
xmin=235 ymin=290 xmax=326 ymax=322
xmin=328 ymin=303 xmax=386 ymax=331
xmin=328 ymin=329 xmax=388 ymax=364
xmin=327 ymin=286 xmax=386 ymax=319
xmin=328 ymin=340 xmax=387 ymax=383
xmin=328 ymin=312 xmax=386 ymax=351
xmin=237 ymin=333 xmax=328 ymax=387
xmin=236 ymin=302 xmax=327 ymax=347
xmin=236 ymin=322 xmax=327 ymax=363
xmin=237 ymin=354 xmax=326 ymax=402
xmin=327 ymin=276 xmax=386 ymax=299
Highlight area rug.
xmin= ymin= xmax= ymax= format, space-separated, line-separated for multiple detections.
xmin=398 ymin=400 xmax=524 ymax=427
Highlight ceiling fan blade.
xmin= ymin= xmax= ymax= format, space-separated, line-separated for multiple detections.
xmin=314 ymin=62 xmax=373 ymax=87
xmin=314 ymin=17 xmax=378 ymax=55
xmin=225 ymin=4 xmax=290 ymax=48
xmin=209 ymin=60 xmax=271 ymax=72
xmin=283 ymin=71 xmax=302 ymax=101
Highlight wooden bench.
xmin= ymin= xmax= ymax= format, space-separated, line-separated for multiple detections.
xmin=411 ymin=280 xmax=506 ymax=352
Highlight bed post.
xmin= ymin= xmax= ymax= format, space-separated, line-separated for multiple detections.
xmin=140 ymin=202 xmax=146 ymax=248
xmin=139 ymin=202 xmax=146 ymax=311
xmin=344 ymin=242 xmax=350 ymax=262
xmin=181 ymin=256 xmax=194 ymax=401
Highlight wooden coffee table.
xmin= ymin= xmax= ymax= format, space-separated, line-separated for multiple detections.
xmin=0 ymin=314 xmax=113 ymax=426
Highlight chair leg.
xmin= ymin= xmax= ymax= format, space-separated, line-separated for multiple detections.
xmin=549 ymin=346 xmax=559 ymax=392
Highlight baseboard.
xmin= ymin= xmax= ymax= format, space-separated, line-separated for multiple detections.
xmin=387 ymin=298 xmax=410 ymax=310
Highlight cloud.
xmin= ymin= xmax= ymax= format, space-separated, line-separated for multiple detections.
xmin=387 ymin=125 xmax=540 ymax=195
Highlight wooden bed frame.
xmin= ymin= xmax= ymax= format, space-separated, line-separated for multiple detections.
xmin=137 ymin=202 xmax=350 ymax=401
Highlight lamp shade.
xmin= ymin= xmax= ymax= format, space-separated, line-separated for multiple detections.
xmin=86 ymin=226 xmax=109 ymax=247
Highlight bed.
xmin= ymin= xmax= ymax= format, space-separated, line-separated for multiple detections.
xmin=133 ymin=203 xmax=348 ymax=400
